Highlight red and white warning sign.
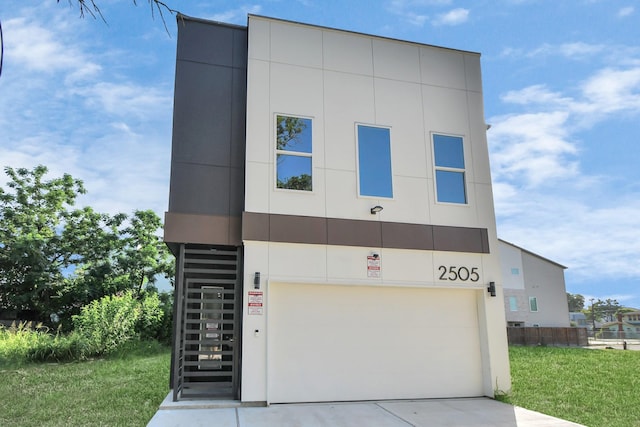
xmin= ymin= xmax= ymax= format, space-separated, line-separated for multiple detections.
xmin=248 ymin=291 xmax=263 ymax=315
xmin=367 ymin=255 xmax=381 ymax=278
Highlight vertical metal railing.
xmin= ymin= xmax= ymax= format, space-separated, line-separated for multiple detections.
xmin=172 ymin=244 xmax=241 ymax=400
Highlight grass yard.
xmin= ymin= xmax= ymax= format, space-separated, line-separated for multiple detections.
xmin=502 ymin=346 xmax=640 ymax=427
xmin=0 ymin=344 xmax=171 ymax=427
xmin=1 ymin=344 xmax=639 ymax=426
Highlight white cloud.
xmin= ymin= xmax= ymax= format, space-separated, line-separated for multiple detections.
xmin=389 ymin=0 xmax=452 ymax=7
xmin=3 ymin=14 xmax=100 ymax=79
xmin=405 ymin=12 xmax=430 ymax=26
xmin=490 ymin=59 xmax=640 ymax=302
xmin=208 ymin=5 xmax=262 ymax=24
xmin=618 ymin=6 xmax=634 ymax=17
xmin=497 ymin=65 xmax=640 ymax=124
xmin=501 ymin=42 xmax=607 ymax=60
xmin=434 ymin=8 xmax=469 ymax=26
xmin=501 ymin=84 xmax=573 ymax=107
xmin=73 ymin=81 xmax=172 ymax=119
xmin=386 ymin=0 xmax=454 ymax=27
xmin=579 ymin=67 xmax=640 ymax=115
xmin=496 ymin=195 xmax=640 ymax=282
xmin=489 ymin=111 xmax=578 ymax=186
xmin=0 ymin=4 xmax=173 ymax=218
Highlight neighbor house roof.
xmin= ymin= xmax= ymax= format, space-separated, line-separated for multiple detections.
xmin=499 ymin=238 xmax=568 ymax=269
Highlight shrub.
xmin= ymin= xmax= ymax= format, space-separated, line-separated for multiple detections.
xmin=137 ymin=292 xmax=164 ymax=341
xmin=0 ymin=322 xmax=90 ymax=364
xmin=73 ymin=291 xmax=141 ymax=355
xmin=154 ymin=291 xmax=173 ymax=345
xmin=0 ymin=321 xmax=48 ymax=364
xmin=1 ymin=291 xmax=172 ymax=365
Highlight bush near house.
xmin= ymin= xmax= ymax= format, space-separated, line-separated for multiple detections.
xmin=0 ymin=291 xmax=172 ymax=364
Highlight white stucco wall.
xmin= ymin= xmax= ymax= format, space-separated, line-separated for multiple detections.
xmin=241 ymin=15 xmax=510 ymax=403
xmin=245 ymin=16 xmax=494 ymax=227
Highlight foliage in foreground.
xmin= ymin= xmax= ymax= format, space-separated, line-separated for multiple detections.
xmin=0 ymin=342 xmax=170 ymax=427
xmin=500 ymin=346 xmax=640 ymax=427
xmin=0 ymin=165 xmax=174 ymax=326
xmin=0 ymin=291 xmax=172 ymax=365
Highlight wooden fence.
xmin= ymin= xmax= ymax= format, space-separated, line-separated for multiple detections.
xmin=507 ymin=327 xmax=588 ymax=347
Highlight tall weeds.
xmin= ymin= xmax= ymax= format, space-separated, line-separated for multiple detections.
xmin=1 ymin=291 xmax=171 ymax=366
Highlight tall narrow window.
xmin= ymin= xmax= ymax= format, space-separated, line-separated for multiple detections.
xmin=357 ymin=125 xmax=393 ymax=198
xmin=509 ymin=296 xmax=518 ymax=312
xmin=529 ymin=296 xmax=538 ymax=312
xmin=433 ymin=134 xmax=466 ymax=204
xmin=276 ymin=115 xmax=312 ymax=191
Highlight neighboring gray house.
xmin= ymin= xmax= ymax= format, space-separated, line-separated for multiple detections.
xmin=569 ymin=312 xmax=588 ymax=327
xmin=499 ymin=239 xmax=570 ymax=327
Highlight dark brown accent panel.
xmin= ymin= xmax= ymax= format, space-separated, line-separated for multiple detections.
xmin=480 ymin=229 xmax=490 ymax=253
xmin=381 ymin=222 xmax=434 ymax=250
xmin=270 ymin=215 xmax=328 ymax=244
xmin=242 ymin=211 xmax=270 ymax=241
xmin=165 ymin=212 xmax=242 ymax=246
xmin=327 ymin=218 xmax=382 ymax=247
xmin=242 ymin=212 xmax=489 ymax=254
xmin=433 ymin=226 xmax=487 ymax=253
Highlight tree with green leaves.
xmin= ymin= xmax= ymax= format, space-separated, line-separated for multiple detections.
xmin=277 ymin=174 xmax=312 ymax=191
xmin=0 ymin=165 xmax=94 ymax=318
xmin=567 ymin=293 xmax=585 ymax=312
xmin=584 ymin=298 xmax=624 ymax=329
xmin=276 ymin=116 xmax=307 ymax=151
xmin=0 ymin=165 xmax=173 ymax=324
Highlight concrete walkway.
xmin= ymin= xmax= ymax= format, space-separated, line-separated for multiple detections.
xmin=147 ymin=395 xmax=584 ymax=427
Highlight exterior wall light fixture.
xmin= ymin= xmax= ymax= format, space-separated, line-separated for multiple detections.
xmin=370 ymin=205 xmax=383 ymax=214
xmin=254 ymin=272 xmax=261 ymax=289
xmin=487 ymin=281 xmax=496 ymax=297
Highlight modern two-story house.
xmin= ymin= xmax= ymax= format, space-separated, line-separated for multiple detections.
xmin=164 ymin=14 xmax=511 ymax=405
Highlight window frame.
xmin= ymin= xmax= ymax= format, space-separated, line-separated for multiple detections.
xmin=431 ymin=132 xmax=468 ymax=205
xmin=274 ymin=113 xmax=314 ymax=192
xmin=529 ymin=296 xmax=539 ymax=312
xmin=355 ymin=123 xmax=394 ymax=199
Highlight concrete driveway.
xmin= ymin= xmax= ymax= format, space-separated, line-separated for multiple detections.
xmin=148 ymin=395 xmax=584 ymax=427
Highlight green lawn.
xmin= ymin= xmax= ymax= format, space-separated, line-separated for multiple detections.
xmin=0 ymin=346 xmax=170 ymax=427
xmin=1 ymin=345 xmax=639 ymax=426
xmin=501 ymin=346 xmax=640 ymax=427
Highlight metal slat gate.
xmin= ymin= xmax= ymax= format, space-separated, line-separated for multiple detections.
xmin=172 ymin=244 xmax=242 ymax=400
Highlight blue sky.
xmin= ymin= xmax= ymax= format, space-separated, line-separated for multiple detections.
xmin=1 ymin=1 xmax=639 ymax=308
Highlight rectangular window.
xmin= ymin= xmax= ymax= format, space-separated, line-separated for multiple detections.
xmin=511 ymin=268 xmax=520 ymax=275
xmin=433 ymin=133 xmax=466 ymax=204
xmin=529 ymin=297 xmax=538 ymax=312
xmin=357 ymin=125 xmax=393 ymax=198
xmin=276 ymin=115 xmax=312 ymax=191
xmin=509 ymin=296 xmax=518 ymax=312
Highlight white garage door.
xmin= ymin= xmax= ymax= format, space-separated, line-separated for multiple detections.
xmin=267 ymin=283 xmax=484 ymax=403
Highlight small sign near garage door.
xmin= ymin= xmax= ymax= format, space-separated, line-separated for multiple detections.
xmin=248 ymin=291 xmax=263 ymax=315
xmin=367 ymin=255 xmax=381 ymax=278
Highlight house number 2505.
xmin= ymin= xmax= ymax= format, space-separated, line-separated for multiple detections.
xmin=438 ymin=266 xmax=480 ymax=282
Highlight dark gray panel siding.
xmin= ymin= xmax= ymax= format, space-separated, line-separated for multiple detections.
xmin=167 ymin=18 xmax=248 ymax=245
xmin=169 ymin=163 xmax=231 ymax=215
xmin=170 ymin=61 xmax=233 ymax=166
